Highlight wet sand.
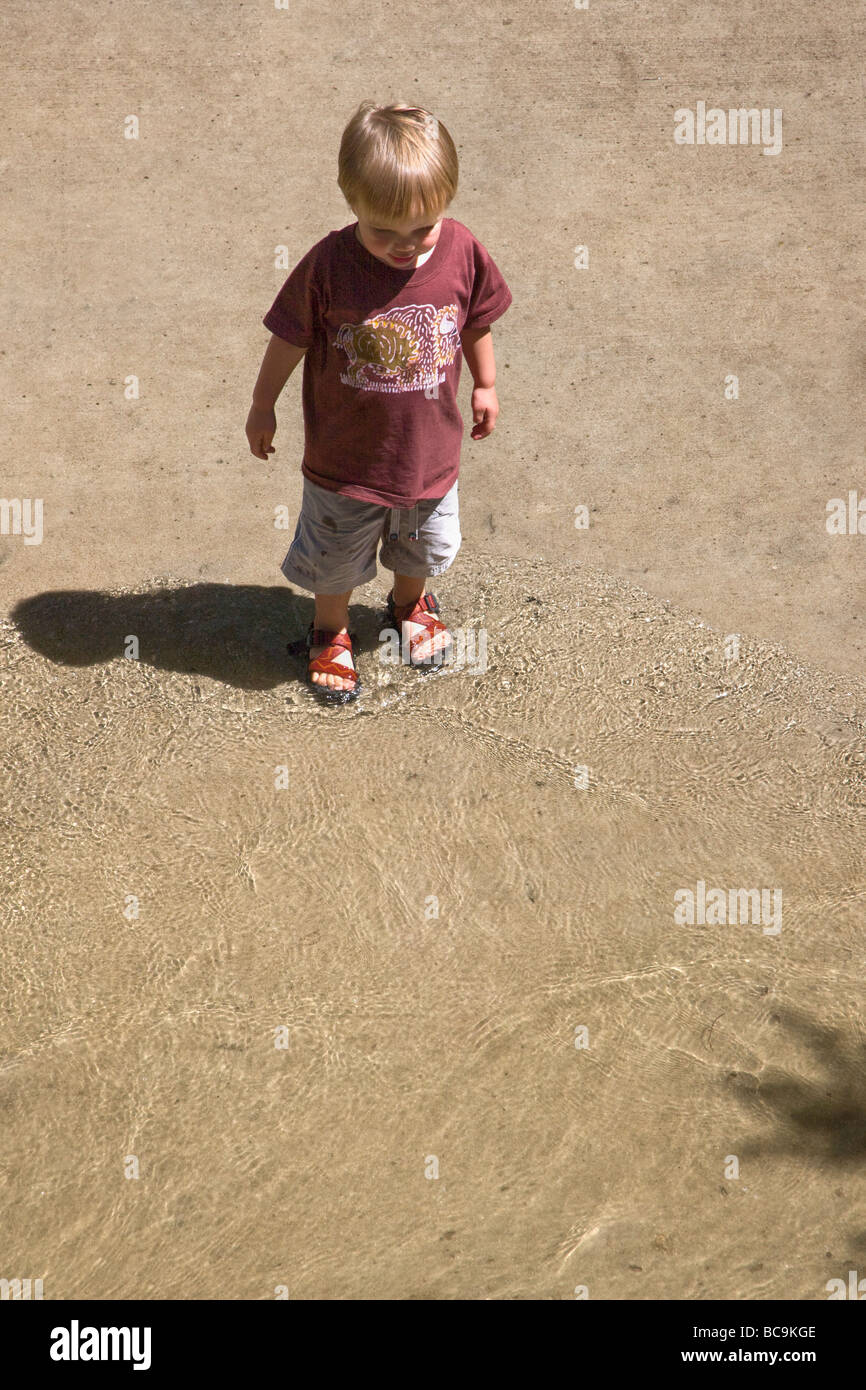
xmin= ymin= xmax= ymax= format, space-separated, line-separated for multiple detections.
xmin=3 ymin=553 xmax=865 ymax=1299
xmin=2 ymin=1 xmax=864 ymax=1300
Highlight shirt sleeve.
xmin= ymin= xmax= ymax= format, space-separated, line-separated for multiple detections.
xmin=463 ymin=238 xmax=513 ymax=332
xmin=262 ymin=244 xmax=320 ymax=347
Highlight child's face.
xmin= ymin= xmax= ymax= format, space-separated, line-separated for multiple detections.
xmin=353 ymin=208 xmax=445 ymax=268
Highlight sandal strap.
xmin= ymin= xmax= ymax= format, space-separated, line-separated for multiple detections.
xmin=307 ymin=625 xmax=359 ymax=683
xmin=398 ymin=606 xmax=450 ymax=656
xmin=408 ymin=612 xmax=447 ymax=636
xmin=387 ymin=592 xmax=450 ymax=658
xmin=390 ymin=591 xmax=440 ymax=619
xmin=407 ymin=618 xmax=449 ymax=653
xmin=308 ymin=625 xmax=354 ymax=651
xmin=310 ymin=657 xmax=359 ymax=682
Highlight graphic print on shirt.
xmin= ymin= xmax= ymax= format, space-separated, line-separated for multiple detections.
xmin=334 ymin=303 xmax=461 ymax=393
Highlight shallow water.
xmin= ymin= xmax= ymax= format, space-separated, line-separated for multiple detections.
xmin=2 ymin=551 xmax=864 ymax=1299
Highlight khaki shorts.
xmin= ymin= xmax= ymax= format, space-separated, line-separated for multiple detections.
xmin=280 ymin=476 xmax=461 ymax=595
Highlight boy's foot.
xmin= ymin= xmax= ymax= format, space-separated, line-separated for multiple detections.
xmin=306 ymin=625 xmax=361 ymax=701
xmin=386 ymin=591 xmax=453 ymax=665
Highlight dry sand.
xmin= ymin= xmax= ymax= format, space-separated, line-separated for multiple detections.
xmin=1 ymin=1 xmax=864 ymax=1300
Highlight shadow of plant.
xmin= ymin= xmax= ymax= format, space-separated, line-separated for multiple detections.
xmin=9 ymin=584 xmax=387 ymax=691
xmin=725 ymin=1004 xmax=866 ymax=1165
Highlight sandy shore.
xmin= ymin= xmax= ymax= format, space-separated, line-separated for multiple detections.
xmin=2 ymin=552 xmax=864 ymax=1298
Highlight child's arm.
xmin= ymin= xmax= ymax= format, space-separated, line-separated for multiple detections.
xmin=246 ymin=334 xmax=308 ymax=460
xmin=461 ymin=326 xmax=499 ymax=440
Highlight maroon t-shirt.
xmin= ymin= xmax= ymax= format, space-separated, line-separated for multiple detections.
xmin=262 ymin=217 xmax=512 ymax=507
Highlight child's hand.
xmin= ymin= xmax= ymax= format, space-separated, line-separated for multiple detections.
xmin=470 ymin=386 xmax=499 ymax=440
xmin=246 ymin=404 xmax=277 ymax=460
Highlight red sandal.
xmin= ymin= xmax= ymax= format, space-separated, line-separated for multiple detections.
xmin=385 ymin=590 xmax=453 ymax=667
xmin=305 ymin=624 xmax=361 ymax=703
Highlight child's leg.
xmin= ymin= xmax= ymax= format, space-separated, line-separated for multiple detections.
xmin=315 ymin=588 xmax=353 ymax=632
xmin=391 ymin=572 xmax=426 ymax=607
xmin=311 ymin=587 xmax=355 ymax=689
xmin=279 ymin=479 xmax=383 ymax=691
xmin=380 ymin=481 xmax=461 ymax=662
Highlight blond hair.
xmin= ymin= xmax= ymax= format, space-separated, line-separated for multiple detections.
xmin=337 ymin=101 xmax=458 ymax=225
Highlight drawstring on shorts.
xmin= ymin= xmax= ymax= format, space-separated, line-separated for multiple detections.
xmin=389 ymin=503 xmax=419 ymax=542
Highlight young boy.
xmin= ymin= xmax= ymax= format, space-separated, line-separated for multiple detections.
xmin=246 ymin=101 xmax=512 ymax=703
